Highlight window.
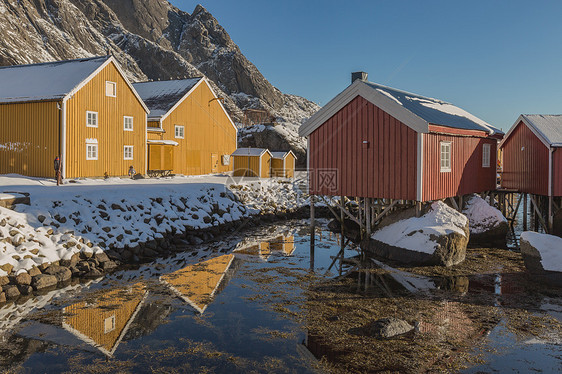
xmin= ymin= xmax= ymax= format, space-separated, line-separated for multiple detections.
xmin=104 ymin=315 xmax=116 ymax=333
xmin=124 ymin=116 xmax=133 ymax=131
xmin=86 ymin=139 xmax=98 ymax=160
xmin=175 ymin=125 xmax=184 ymax=139
xmin=124 ymin=145 xmax=133 ymax=160
xmin=105 ymin=81 xmax=116 ymax=97
xmin=86 ymin=111 xmax=98 ymax=128
xmin=482 ymin=143 xmax=491 ymax=168
xmin=440 ymin=141 xmax=452 ymax=172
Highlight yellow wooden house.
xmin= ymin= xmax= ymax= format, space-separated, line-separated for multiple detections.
xmin=232 ymin=148 xmax=272 ymax=178
xmin=270 ymin=151 xmax=296 ymax=178
xmin=133 ymin=78 xmax=237 ymax=175
xmin=62 ymin=283 xmax=147 ymax=357
xmin=160 ymin=254 xmax=235 ymax=314
xmin=0 ymin=56 xmax=149 ymax=178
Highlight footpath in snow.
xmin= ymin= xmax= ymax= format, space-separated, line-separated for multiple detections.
xmin=0 ymin=174 xmax=308 ymax=283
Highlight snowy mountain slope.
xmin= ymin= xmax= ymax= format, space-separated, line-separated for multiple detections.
xmin=0 ymin=0 xmax=319 ymax=162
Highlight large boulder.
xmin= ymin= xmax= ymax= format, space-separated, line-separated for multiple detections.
xmin=462 ymin=195 xmax=508 ymax=248
xmin=364 ymin=201 xmax=469 ymax=267
xmin=520 ymin=231 xmax=562 ymax=287
xmin=365 ymin=317 xmax=414 ymax=339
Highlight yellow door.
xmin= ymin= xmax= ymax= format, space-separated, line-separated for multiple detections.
xmin=149 ymin=145 xmax=162 ymax=170
xmin=211 ymin=153 xmax=218 ymax=173
xmin=162 ymin=146 xmax=174 ymax=170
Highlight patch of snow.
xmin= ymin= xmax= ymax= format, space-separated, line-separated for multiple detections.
xmin=520 ymin=232 xmax=562 ymax=272
xmin=372 ymin=201 xmax=468 ymax=254
xmin=147 ymin=139 xmax=178 ymax=146
xmin=462 ymin=194 xmax=506 ymax=234
xmin=377 ymin=89 xmax=402 ymax=105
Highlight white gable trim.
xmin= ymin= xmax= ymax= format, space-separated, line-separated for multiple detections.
xmin=299 ymin=80 xmax=429 ymax=137
xmin=158 ymin=78 xmax=205 ymax=122
xmin=500 ymin=115 xmax=551 ymax=149
xmin=64 ymin=56 xmax=149 ymax=114
xmin=272 ymin=150 xmax=297 ymax=160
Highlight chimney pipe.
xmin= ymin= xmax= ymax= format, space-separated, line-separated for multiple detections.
xmin=351 ymin=71 xmax=368 ymax=83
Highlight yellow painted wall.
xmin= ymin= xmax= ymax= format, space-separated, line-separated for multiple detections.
xmin=65 ymin=62 xmax=147 ymax=178
xmin=285 ymin=154 xmax=295 ymax=178
xmin=152 ymin=81 xmax=237 ymax=175
xmin=0 ymin=101 xmax=61 ymax=177
xmin=233 ymin=155 xmax=261 ymax=177
xmin=271 ymin=154 xmax=295 ymax=178
xmin=260 ymin=153 xmax=272 ymax=178
xmin=63 ymin=283 xmax=145 ymax=355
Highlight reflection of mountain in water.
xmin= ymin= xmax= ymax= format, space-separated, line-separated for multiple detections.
xmin=62 ymin=283 xmax=147 ymax=357
xmin=160 ymin=254 xmax=236 ymax=314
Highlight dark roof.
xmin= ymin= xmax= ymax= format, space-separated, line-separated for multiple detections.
xmin=0 ymin=56 xmax=110 ymax=103
xmin=132 ymin=78 xmax=203 ymax=120
xmin=365 ymin=82 xmax=503 ymax=135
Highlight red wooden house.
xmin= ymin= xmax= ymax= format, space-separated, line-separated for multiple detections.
xmin=299 ymin=73 xmax=504 ymax=202
xmin=500 ymin=115 xmax=562 ymax=230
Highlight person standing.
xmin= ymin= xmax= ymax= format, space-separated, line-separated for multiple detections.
xmin=54 ymin=155 xmax=62 ymax=186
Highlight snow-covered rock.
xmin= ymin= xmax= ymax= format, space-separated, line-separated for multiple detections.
xmin=366 ymin=201 xmax=469 ymax=267
xmin=462 ymin=194 xmax=508 ymax=247
xmin=520 ymin=232 xmax=562 ymax=286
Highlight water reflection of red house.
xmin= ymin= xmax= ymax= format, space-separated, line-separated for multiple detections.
xmin=417 ymin=300 xmax=477 ymax=339
xmin=468 ymin=273 xmax=524 ymax=295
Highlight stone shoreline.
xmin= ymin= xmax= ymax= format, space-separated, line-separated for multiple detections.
xmin=0 ymin=206 xmax=328 ymax=304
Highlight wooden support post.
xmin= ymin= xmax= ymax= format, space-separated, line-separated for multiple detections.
xmin=366 ymin=198 xmax=372 ymax=237
xmin=415 ymin=201 xmax=422 ymax=217
xmin=530 ymin=194 xmax=548 ymax=232
xmin=340 ymin=195 xmax=345 ymax=276
xmin=449 ymin=197 xmax=459 ymax=211
xmin=549 ymin=195 xmax=554 ymax=233
xmin=310 ymin=195 xmax=315 ymax=271
xmin=523 ymin=193 xmax=528 ymax=231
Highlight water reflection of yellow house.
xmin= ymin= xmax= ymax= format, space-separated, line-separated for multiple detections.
xmin=62 ymin=283 xmax=147 ymax=357
xmin=160 ymin=254 xmax=235 ymax=314
xmin=269 ymin=235 xmax=295 ymax=256
xmin=234 ymin=234 xmax=295 ymax=259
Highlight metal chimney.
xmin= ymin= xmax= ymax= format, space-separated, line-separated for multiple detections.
xmin=351 ymin=71 xmax=368 ymax=83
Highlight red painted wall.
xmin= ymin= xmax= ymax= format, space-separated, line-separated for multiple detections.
xmin=501 ymin=121 xmax=549 ymax=195
xmin=553 ymin=148 xmax=562 ymax=197
xmin=308 ymin=96 xmax=418 ymax=199
xmin=422 ymin=133 xmax=497 ymax=201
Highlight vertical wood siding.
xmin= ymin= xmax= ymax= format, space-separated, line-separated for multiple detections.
xmin=552 ymin=148 xmax=562 ymax=197
xmin=160 ymin=82 xmax=237 ymax=175
xmin=285 ymin=154 xmax=295 ymax=178
xmin=422 ymin=133 xmax=497 ymax=201
xmin=65 ymin=63 xmax=147 ymax=178
xmin=260 ymin=153 xmax=272 ymax=178
xmin=233 ymin=155 xmax=261 ymax=177
xmin=0 ymin=101 xmax=60 ymax=177
xmin=309 ymin=96 xmax=418 ymax=199
xmin=501 ymin=121 xmax=549 ymax=195
xmin=271 ymin=158 xmax=284 ymax=176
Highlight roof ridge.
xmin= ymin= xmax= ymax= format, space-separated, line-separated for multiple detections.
xmin=133 ymin=77 xmax=204 ymax=85
xmin=0 ymin=55 xmax=110 ymax=71
xmin=365 ymin=81 xmax=449 ymax=104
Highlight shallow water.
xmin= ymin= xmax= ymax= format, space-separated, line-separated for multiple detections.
xmin=0 ymin=218 xmax=560 ymax=373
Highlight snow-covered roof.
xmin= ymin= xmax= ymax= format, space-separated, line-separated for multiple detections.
xmin=300 ymin=79 xmax=502 ymax=137
xmin=505 ymin=114 xmax=562 ymax=147
xmin=147 ymin=139 xmax=179 ymax=146
xmin=232 ymin=148 xmax=270 ymax=157
xmin=133 ymin=78 xmax=203 ymax=120
xmin=270 ymin=150 xmax=296 ymax=159
xmin=0 ymin=56 xmax=111 ymax=103
xmin=365 ymin=82 xmax=503 ymax=135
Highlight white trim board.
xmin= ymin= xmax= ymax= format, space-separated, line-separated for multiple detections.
xmin=500 ymin=114 xmax=551 ymax=149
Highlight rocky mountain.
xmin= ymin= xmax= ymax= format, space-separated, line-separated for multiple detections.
xmin=0 ymin=0 xmax=319 ymax=165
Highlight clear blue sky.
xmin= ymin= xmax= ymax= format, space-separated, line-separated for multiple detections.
xmin=170 ymin=0 xmax=562 ymax=131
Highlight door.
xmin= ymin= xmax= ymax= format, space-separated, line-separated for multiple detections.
xmin=211 ymin=153 xmax=218 ymax=173
xmin=149 ymin=145 xmax=162 ymax=170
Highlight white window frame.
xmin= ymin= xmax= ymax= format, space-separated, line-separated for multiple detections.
xmin=86 ymin=111 xmax=98 ymax=128
xmin=105 ymin=81 xmax=116 ymax=97
xmin=123 ymin=145 xmax=134 ymax=160
xmin=104 ymin=315 xmax=116 ymax=333
xmin=86 ymin=139 xmax=98 ymax=161
xmin=123 ymin=116 xmax=133 ymax=131
xmin=440 ymin=141 xmax=452 ymax=172
xmin=482 ymin=143 xmax=491 ymax=168
xmin=175 ymin=125 xmax=185 ymax=139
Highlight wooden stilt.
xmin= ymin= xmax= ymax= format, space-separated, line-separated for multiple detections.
xmin=340 ymin=195 xmax=345 ymax=276
xmin=523 ymin=193 xmax=528 ymax=231
xmin=549 ymin=195 xmax=554 ymax=233
xmin=310 ymin=195 xmax=315 ymax=271
xmin=415 ymin=201 xmax=422 ymax=217
xmin=366 ymin=198 xmax=372 ymax=237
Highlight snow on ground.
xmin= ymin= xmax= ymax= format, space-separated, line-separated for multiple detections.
xmin=462 ymin=194 xmax=506 ymax=234
xmin=0 ymin=174 xmax=307 ymax=275
xmin=372 ymin=201 xmax=468 ymax=254
xmin=520 ymin=231 xmax=562 ymax=272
